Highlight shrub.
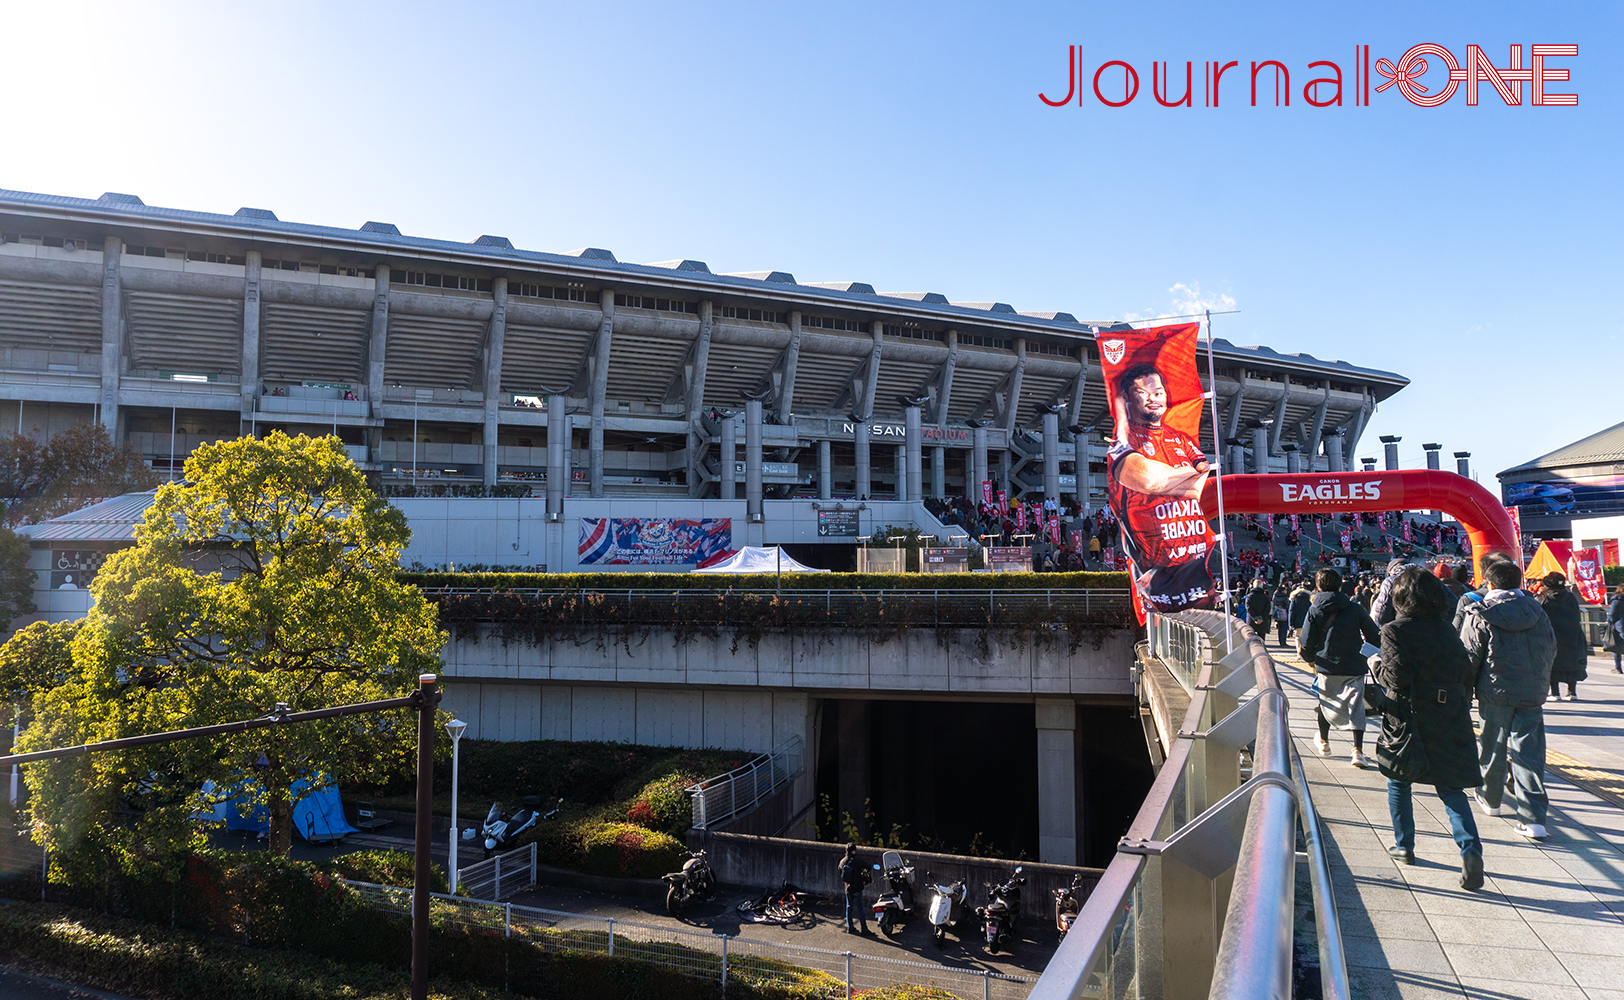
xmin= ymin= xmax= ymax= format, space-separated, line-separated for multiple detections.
xmin=318 ymin=848 xmax=448 ymax=892
xmin=627 ymin=773 xmax=696 ymax=836
xmin=579 ymin=821 xmax=686 ymax=878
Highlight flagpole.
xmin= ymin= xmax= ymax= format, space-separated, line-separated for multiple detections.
xmin=1205 ymin=309 xmax=1233 ymax=653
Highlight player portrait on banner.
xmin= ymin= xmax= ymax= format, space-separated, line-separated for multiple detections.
xmin=1101 ymin=322 xmax=1220 ymax=615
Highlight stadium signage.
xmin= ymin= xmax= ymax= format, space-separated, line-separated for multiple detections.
xmin=1040 ymin=44 xmax=1577 ymax=109
xmin=840 ymin=422 xmax=970 ymax=444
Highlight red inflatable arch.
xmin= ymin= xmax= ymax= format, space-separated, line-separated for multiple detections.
xmin=1198 ymin=469 xmax=1519 ymax=584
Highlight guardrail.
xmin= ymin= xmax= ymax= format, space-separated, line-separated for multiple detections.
xmin=453 ymin=842 xmax=537 ymax=901
xmin=418 ymin=587 xmax=1134 ymax=627
xmin=689 ymin=737 xmax=802 ymax=830
xmin=343 ymin=878 xmax=1035 ymax=1000
xmin=1029 ymin=610 xmax=1349 ymax=1000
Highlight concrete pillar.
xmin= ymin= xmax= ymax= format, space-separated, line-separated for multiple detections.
xmin=1283 ymin=443 xmax=1301 ymax=475
xmin=853 ymin=420 xmax=871 ymax=499
xmin=893 ymin=445 xmax=907 ymax=501
xmin=962 ymin=448 xmax=976 ymax=501
xmin=482 ymin=277 xmax=508 ymax=488
xmin=818 ymin=439 xmax=832 ymax=500
xmin=240 ymin=250 xmax=261 ymax=421
xmin=1077 ymin=438 xmax=1092 ymax=516
xmin=589 ymin=290 xmax=614 ymax=497
xmin=1035 ymin=700 xmax=1077 ymax=865
xmin=1424 ymin=443 xmax=1441 ymax=471
xmin=1325 ymin=432 xmax=1345 ymax=472
xmin=546 ymin=394 xmax=568 ymax=515
xmin=930 ymin=446 xmax=945 ymax=499
xmin=1042 ymin=410 xmax=1061 ymax=505
xmin=1454 ymin=451 xmax=1471 ymax=478
xmin=98 ymin=236 xmax=122 ymax=432
xmin=745 ymin=399 xmax=764 ymax=519
xmin=1361 ymin=457 xmax=1378 ymax=473
xmin=1226 ymin=439 xmax=1247 ymax=475
xmin=998 ymin=450 xmax=1011 ymax=501
xmin=1249 ymin=422 xmax=1270 ymax=474
xmin=972 ymin=427 xmax=988 ymax=500
xmin=720 ymin=416 xmax=737 ymax=500
xmin=367 ymin=265 xmax=389 ymax=423
xmin=904 ymin=405 xmax=923 ymax=502
xmin=837 ymin=700 xmax=872 ymax=841
xmin=1380 ymin=434 xmax=1401 ymax=471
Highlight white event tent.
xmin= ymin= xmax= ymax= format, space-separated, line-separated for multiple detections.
xmin=693 ymin=546 xmax=828 ymax=574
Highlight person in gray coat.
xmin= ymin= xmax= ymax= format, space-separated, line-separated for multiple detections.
xmin=1459 ymin=558 xmax=1557 ymax=840
xmin=1371 ymin=556 xmax=1422 ymax=627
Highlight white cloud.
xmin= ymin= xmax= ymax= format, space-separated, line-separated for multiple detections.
xmin=1117 ymin=281 xmax=1237 ymax=324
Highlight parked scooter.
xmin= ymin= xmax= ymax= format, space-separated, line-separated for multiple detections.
xmin=923 ymin=872 xmax=969 ymax=946
xmin=976 ymin=865 xmax=1025 ymax=954
xmin=870 ymin=850 xmax=916 ymax=936
xmin=1052 ymin=872 xmax=1084 ymax=941
xmin=481 ymin=796 xmax=541 ymax=857
xmin=661 ymin=849 xmax=717 ymax=916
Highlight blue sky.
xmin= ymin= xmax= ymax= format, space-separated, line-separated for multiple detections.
xmin=7 ymin=2 xmax=1618 ymax=485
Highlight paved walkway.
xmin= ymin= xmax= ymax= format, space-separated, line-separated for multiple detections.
xmin=1273 ymin=639 xmax=1624 ymax=1000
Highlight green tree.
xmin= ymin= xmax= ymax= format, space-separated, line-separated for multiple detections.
xmin=17 ymin=432 xmax=445 ymax=862
xmin=0 ymin=524 xmax=35 ymax=630
xmin=0 ymin=424 xmax=159 ymax=525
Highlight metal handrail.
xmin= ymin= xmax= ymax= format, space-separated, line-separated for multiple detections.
xmin=1029 ymin=610 xmax=1349 ymax=1000
xmin=688 ymin=737 xmax=802 ymax=830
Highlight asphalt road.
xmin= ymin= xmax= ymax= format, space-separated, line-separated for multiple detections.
xmin=507 ymin=881 xmax=1059 ymax=981
xmin=0 ymin=968 xmax=136 ymax=1000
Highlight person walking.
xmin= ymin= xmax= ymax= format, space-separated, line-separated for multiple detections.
xmin=1371 ymin=567 xmax=1485 ymax=889
xmin=1246 ymin=579 xmax=1272 ymax=633
xmin=1298 ymin=567 xmax=1380 ymax=767
xmin=1288 ymin=577 xmax=1314 ymax=644
xmin=839 ymin=842 xmax=871 ymax=934
xmin=1537 ymin=572 xmax=1588 ymax=701
xmin=1460 ymin=558 xmax=1557 ymax=841
xmin=1609 ymin=584 xmax=1624 ymax=674
xmin=1271 ymin=582 xmax=1291 ymax=647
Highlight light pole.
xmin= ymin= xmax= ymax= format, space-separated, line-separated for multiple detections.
xmin=445 ymin=717 xmax=467 ymax=894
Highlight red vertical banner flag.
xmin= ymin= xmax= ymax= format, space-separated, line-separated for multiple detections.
xmin=1048 ymin=515 xmax=1061 ymax=544
xmin=1294 ymin=551 xmax=1303 ymax=574
xmin=1340 ymin=530 xmax=1352 ymax=553
xmin=1100 ymin=322 xmax=1218 ymax=618
xmin=997 ymin=489 xmax=1008 ymax=509
xmin=1316 ymin=519 xmax=1323 ymax=542
xmin=981 ymin=480 xmax=993 ymax=506
xmin=1402 ymin=520 xmax=1413 ymax=543
xmin=1506 ymin=506 xmax=1523 ymax=566
xmin=1070 ymin=530 xmax=1083 ymax=551
xmin=1571 ymin=547 xmax=1606 ymax=604
xmin=1015 ymin=504 xmax=1026 ymax=531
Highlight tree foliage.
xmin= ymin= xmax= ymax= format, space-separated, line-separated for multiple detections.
xmin=15 ymin=432 xmax=445 ymax=866
xmin=0 ymin=524 xmax=35 ymax=629
xmin=0 ymin=423 xmax=160 ymax=525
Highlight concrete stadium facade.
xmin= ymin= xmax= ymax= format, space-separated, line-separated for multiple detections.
xmin=0 ymin=188 xmax=1407 ymax=510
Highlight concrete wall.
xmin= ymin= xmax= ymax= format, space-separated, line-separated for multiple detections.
xmin=686 ymin=829 xmax=1101 ymax=923
xmin=440 ymin=625 xmax=1136 ymax=698
xmin=395 ymin=497 xmax=964 ymax=572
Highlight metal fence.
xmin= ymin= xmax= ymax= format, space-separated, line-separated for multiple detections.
xmin=419 ymin=587 xmax=1133 ymax=627
xmin=343 ymin=878 xmax=1035 ymax=1000
xmin=1030 ymin=611 xmax=1350 ymax=1000
xmin=688 ymin=736 xmax=802 ymax=830
xmin=454 ymin=842 xmax=537 ymax=901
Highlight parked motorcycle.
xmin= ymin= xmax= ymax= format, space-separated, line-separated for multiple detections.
xmin=923 ymin=872 xmax=969 ymax=946
xmin=662 ymin=849 xmax=717 ymax=916
xmin=1052 ymin=872 xmax=1084 ymax=941
xmin=481 ymin=796 xmax=541 ymax=857
xmin=976 ymin=865 xmax=1025 ymax=954
xmin=870 ymin=850 xmax=916 ymax=936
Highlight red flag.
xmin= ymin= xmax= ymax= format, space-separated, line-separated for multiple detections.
xmin=1571 ymin=547 xmax=1606 ymax=604
xmin=1048 ymin=516 xmax=1061 ymax=544
xmin=1316 ymin=519 xmax=1323 ymax=541
xmin=1100 ymin=322 xmax=1217 ymax=617
xmin=1015 ymin=504 xmax=1026 ymax=530
xmin=1340 ymin=530 xmax=1352 ymax=552
xmin=997 ymin=489 xmax=1008 ymax=509
xmin=1294 ymin=551 xmax=1303 ymax=573
xmin=1070 ymin=530 xmax=1083 ymax=551
xmin=1402 ymin=520 xmax=1413 ymax=543
xmin=981 ymin=480 xmax=993 ymax=506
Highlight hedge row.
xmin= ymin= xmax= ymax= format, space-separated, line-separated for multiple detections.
xmin=1606 ymin=565 xmax=1622 ymax=586
xmin=0 ymin=899 xmax=958 ymax=1000
xmin=400 ymin=570 xmax=1129 ymax=592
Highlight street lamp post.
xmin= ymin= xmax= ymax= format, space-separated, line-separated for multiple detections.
xmin=445 ymin=718 xmax=467 ymax=894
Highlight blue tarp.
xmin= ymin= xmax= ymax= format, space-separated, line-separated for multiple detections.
xmin=199 ymin=777 xmax=358 ymax=843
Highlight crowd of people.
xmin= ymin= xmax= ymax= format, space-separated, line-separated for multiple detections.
xmin=1235 ymin=553 xmax=1608 ymax=892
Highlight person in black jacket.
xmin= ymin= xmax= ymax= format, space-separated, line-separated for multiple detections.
xmin=839 ymin=842 xmax=871 ymax=934
xmin=1610 ymin=584 xmax=1624 ymax=674
xmin=1298 ymin=568 xmax=1380 ymax=767
xmin=1372 ymin=567 xmax=1484 ymax=889
xmin=1537 ymin=573 xmax=1588 ymax=700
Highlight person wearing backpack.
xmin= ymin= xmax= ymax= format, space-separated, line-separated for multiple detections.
xmin=1298 ymin=567 xmax=1380 ymax=767
xmin=839 ymin=842 xmax=871 ymax=934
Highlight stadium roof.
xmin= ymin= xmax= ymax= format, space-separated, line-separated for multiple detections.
xmin=0 ymin=187 xmax=1408 ymax=393
xmin=1499 ymin=420 xmax=1624 ymax=478
xmin=15 ymin=491 xmax=156 ymax=543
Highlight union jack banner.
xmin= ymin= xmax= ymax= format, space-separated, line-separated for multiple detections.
xmin=578 ymin=517 xmax=731 ymax=565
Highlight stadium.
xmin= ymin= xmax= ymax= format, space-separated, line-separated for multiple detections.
xmin=0 ymin=187 xmax=1408 ymax=524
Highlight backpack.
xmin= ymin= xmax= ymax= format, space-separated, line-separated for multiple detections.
xmin=840 ymin=856 xmax=868 ymax=891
